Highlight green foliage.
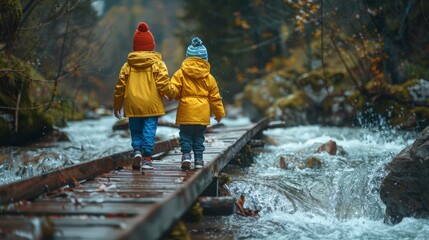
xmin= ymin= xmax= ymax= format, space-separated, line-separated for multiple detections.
xmin=244 ymin=72 xmax=294 ymax=110
xmin=0 ymin=54 xmax=33 ymax=108
xmin=183 ymin=203 xmax=203 ymax=223
xmin=0 ymin=1 xmax=101 ymax=145
xmin=0 ymin=0 xmax=22 ymax=49
xmin=0 ymin=53 xmax=56 ymax=145
xmin=404 ymin=63 xmax=429 ymax=81
xmin=219 ymin=173 xmax=231 ymax=187
xmin=230 ymin=144 xmax=254 ymax=167
xmin=179 ymin=0 xmax=290 ymax=101
xmin=163 ymin=220 xmax=191 ymax=240
xmin=274 ymin=91 xmax=312 ymax=110
xmin=11 ymin=0 xmax=99 ymax=110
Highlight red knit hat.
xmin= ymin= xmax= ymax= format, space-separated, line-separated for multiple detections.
xmin=133 ymin=22 xmax=155 ymax=51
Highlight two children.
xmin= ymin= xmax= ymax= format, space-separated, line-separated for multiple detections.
xmin=113 ymin=22 xmax=225 ymax=171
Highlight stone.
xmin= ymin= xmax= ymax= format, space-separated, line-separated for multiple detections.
xmin=305 ymin=157 xmax=322 ymax=168
xmin=279 ymin=156 xmax=288 ymax=169
xmin=316 ymin=140 xmax=337 ymax=155
xmin=380 ymin=126 xmax=429 ymax=224
xmin=279 ymin=155 xmax=305 ymax=169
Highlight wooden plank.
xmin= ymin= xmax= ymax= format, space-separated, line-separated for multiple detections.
xmin=93 ymin=178 xmax=185 ymax=184
xmin=36 ymin=195 xmax=164 ymax=204
xmin=117 ymin=118 xmax=269 ymax=240
xmin=51 ymin=217 xmax=132 ymax=239
xmin=3 ymin=202 xmax=150 ymax=216
xmin=71 ymin=181 xmax=184 ymax=189
xmin=0 ymin=217 xmax=45 ymax=240
xmin=0 ymin=118 xmax=269 ymax=240
xmin=45 ymin=188 xmax=166 ymax=200
xmin=52 ymin=226 xmax=124 ymax=239
xmin=0 ymin=138 xmax=179 ymax=204
xmin=0 ymin=217 xmax=132 ymax=239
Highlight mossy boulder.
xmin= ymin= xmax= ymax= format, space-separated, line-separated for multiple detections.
xmin=360 ymin=79 xmax=429 ymax=129
xmin=243 ymin=58 xmax=428 ymax=130
xmin=0 ymin=0 xmax=22 ymax=48
xmin=244 ymin=68 xmax=358 ymax=126
xmin=0 ymin=110 xmax=53 ymax=146
xmin=243 ymin=72 xmax=294 ymax=110
xmin=0 ymin=54 xmax=56 ymax=146
xmin=267 ymin=91 xmax=314 ymax=125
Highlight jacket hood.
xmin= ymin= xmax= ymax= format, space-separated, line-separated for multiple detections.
xmin=127 ymin=51 xmax=161 ymax=69
xmin=181 ymin=57 xmax=210 ymax=79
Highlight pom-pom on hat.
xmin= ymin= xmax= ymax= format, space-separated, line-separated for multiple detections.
xmin=186 ymin=37 xmax=208 ymax=61
xmin=133 ymin=22 xmax=155 ymax=51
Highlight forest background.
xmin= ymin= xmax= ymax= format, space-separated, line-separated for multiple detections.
xmin=1 ymin=0 xmax=429 ymax=146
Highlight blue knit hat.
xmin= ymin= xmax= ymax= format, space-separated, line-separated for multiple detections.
xmin=186 ymin=37 xmax=208 ymax=61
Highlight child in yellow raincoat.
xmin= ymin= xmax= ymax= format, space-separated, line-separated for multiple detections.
xmin=113 ymin=22 xmax=178 ymax=170
xmin=171 ymin=37 xmax=225 ymax=170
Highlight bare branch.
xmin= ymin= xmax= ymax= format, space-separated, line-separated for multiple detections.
xmin=14 ymin=91 xmax=22 ymax=132
xmin=320 ymin=0 xmax=330 ymax=95
xmin=19 ymin=0 xmax=82 ymax=30
xmin=330 ymin=34 xmax=361 ymax=90
xmin=422 ymin=0 xmax=429 ymax=29
xmin=0 ymin=65 xmax=83 ymax=83
xmin=0 ymin=100 xmax=63 ymax=111
xmin=44 ymin=4 xmax=72 ymax=112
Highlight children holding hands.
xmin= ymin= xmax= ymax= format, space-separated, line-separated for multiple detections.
xmin=113 ymin=22 xmax=225 ymax=170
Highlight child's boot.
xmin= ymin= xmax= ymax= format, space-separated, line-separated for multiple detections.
xmin=141 ymin=156 xmax=154 ymax=170
xmin=131 ymin=148 xmax=143 ymax=169
xmin=181 ymin=153 xmax=192 ymax=170
xmin=194 ymin=152 xmax=204 ymax=169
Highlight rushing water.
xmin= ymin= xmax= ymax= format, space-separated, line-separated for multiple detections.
xmin=0 ymin=114 xmax=182 ymax=185
xmin=1 ymin=113 xmax=428 ymax=239
xmin=191 ymin=125 xmax=429 ymax=240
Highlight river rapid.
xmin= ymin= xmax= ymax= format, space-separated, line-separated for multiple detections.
xmin=191 ymin=125 xmax=429 ymax=240
xmin=1 ymin=114 xmax=428 ymax=239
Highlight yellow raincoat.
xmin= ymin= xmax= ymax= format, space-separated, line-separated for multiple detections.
xmin=113 ymin=51 xmax=178 ymax=117
xmin=171 ymin=57 xmax=225 ymax=125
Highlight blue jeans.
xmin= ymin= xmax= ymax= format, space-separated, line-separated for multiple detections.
xmin=128 ymin=116 xmax=158 ymax=156
xmin=179 ymin=125 xmax=207 ymax=159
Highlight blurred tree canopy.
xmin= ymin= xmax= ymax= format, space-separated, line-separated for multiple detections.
xmin=0 ymin=0 xmax=99 ymax=145
xmin=1 ymin=0 xmax=428 ymax=145
xmin=178 ymin=0 xmax=292 ymax=101
xmin=179 ymin=0 xmax=429 ymax=128
xmin=91 ymin=0 xmax=182 ymax=105
xmin=178 ymin=0 xmax=429 ymax=92
xmin=0 ymin=0 xmax=184 ymax=145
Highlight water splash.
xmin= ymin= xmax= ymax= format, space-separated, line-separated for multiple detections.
xmin=222 ymin=125 xmax=423 ymax=239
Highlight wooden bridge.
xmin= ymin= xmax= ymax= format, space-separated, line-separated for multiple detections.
xmin=0 ymin=118 xmax=269 ymax=240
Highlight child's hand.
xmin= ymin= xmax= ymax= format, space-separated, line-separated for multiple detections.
xmin=114 ymin=109 xmax=122 ymax=119
xmin=163 ymin=95 xmax=171 ymax=101
xmin=215 ymin=117 xmax=222 ymax=123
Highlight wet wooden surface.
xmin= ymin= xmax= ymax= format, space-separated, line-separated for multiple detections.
xmin=0 ymin=119 xmax=268 ymax=240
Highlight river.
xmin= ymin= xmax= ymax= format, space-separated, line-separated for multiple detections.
xmin=1 ymin=114 xmax=428 ymax=239
xmin=190 ymin=124 xmax=429 ymax=239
